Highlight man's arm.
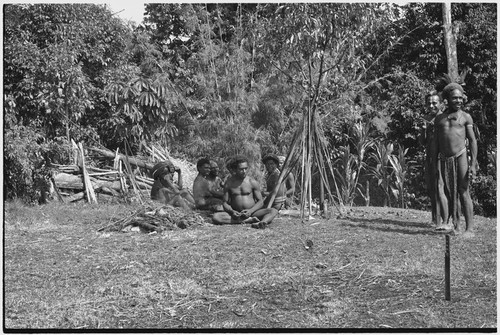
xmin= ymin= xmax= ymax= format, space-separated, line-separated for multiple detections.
xmin=432 ymin=115 xmax=443 ymax=166
xmin=192 ymin=176 xmax=206 ymax=205
xmin=174 ymin=166 xmax=183 ymax=189
xmin=160 ymin=175 xmax=180 ymax=194
xmin=242 ymin=178 xmax=264 ymax=216
xmin=221 ymin=182 xmax=239 ymax=217
xmin=208 ymin=180 xmax=224 ymax=198
xmin=285 ymin=172 xmax=296 ymax=197
xmin=465 ymin=113 xmax=478 ymax=177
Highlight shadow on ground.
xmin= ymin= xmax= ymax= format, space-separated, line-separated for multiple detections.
xmin=341 ymin=216 xmax=447 ymax=236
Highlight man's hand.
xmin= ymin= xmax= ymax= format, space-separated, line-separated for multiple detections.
xmin=231 ymin=210 xmax=242 ymax=219
xmin=240 ymin=209 xmax=252 ymax=219
xmin=470 ymin=162 xmax=478 ymax=179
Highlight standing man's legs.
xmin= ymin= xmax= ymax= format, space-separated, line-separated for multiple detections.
xmin=426 ymin=161 xmax=437 ymax=224
xmin=436 ymin=160 xmax=451 ymax=230
xmin=457 ymin=153 xmax=474 ymax=236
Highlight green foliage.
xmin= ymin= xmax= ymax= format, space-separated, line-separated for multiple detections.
xmin=4 ymin=124 xmax=71 ymax=203
xmin=388 ymin=144 xmax=412 ymax=208
xmin=3 ymin=2 xmax=496 ymax=214
xmin=368 ymin=141 xmax=395 ymax=207
xmin=333 ymin=122 xmax=373 ymax=206
xmin=334 ymin=146 xmax=362 ymax=206
xmin=4 ymin=3 xmax=132 ymax=141
xmin=470 ymin=150 xmax=497 ymax=217
xmin=104 ymin=75 xmax=180 ymax=145
xmin=471 ymin=175 xmax=497 ymax=218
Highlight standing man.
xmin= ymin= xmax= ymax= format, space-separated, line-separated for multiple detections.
xmin=421 ymin=91 xmax=443 ymax=225
xmin=212 ymin=155 xmax=278 ymax=228
xmin=434 ymin=83 xmax=478 ymax=237
xmin=192 ymin=158 xmax=224 ymax=212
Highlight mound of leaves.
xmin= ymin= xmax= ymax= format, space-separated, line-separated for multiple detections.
xmin=97 ymin=201 xmax=212 ymax=233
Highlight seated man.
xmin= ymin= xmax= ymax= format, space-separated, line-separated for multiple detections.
xmin=262 ymin=154 xmax=296 ymax=210
xmin=193 ymin=158 xmax=224 ymax=212
xmin=208 ymin=160 xmax=224 ymax=194
xmin=278 ymin=155 xmax=296 ymax=208
xmin=212 ymin=155 xmax=278 ymax=229
xmin=150 ymin=160 xmax=195 ymax=210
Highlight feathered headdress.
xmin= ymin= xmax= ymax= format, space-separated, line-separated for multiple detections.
xmin=435 ymin=70 xmax=469 ymax=100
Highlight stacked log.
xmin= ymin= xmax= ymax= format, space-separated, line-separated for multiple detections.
xmin=50 ymin=142 xmax=198 ymax=204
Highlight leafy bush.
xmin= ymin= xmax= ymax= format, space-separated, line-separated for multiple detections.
xmin=471 ymin=175 xmax=497 ymax=217
xmin=471 ymin=153 xmax=497 ymax=217
xmin=4 ymin=125 xmax=71 ymax=204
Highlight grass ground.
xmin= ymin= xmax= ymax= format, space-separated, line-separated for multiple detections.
xmin=3 ymin=201 xmax=497 ymax=330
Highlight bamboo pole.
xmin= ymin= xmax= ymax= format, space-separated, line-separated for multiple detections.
xmin=123 ymin=141 xmax=144 ymax=204
xmin=114 ymin=149 xmax=127 ymax=195
xmin=78 ymin=142 xmax=97 ymax=204
xmin=300 ymin=110 xmax=308 ymax=220
xmin=312 ymin=116 xmax=340 ymax=211
xmin=266 ymin=128 xmax=302 ymax=209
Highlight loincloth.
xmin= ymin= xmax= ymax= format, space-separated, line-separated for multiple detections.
xmin=438 ymin=147 xmax=466 ymax=226
xmin=272 ymin=196 xmax=286 ymax=210
xmin=265 ymin=195 xmax=286 ymax=210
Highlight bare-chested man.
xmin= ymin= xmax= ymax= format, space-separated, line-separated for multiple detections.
xmin=192 ymin=158 xmax=224 ymax=212
xmin=262 ymin=154 xmax=295 ymax=210
xmin=421 ymin=91 xmax=444 ymax=225
xmin=212 ymin=156 xmax=278 ymax=228
xmin=208 ymin=160 xmax=224 ymax=195
xmin=433 ymin=83 xmax=478 ymax=237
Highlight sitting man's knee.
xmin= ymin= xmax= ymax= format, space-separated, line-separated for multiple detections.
xmin=212 ymin=212 xmax=226 ymax=225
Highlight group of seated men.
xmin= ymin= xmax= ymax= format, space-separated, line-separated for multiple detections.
xmin=150 ymin=154 xmax=295 ymax=229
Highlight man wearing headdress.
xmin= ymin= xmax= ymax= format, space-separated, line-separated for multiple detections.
xmin=262 ymin=154 xmax=296 ymax=210
xmin=151 ymin=160 xmax=195 ymax=210
xmin=433 ymin=83 xmax=478 ymax=237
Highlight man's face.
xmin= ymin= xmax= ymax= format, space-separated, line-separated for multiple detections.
xmin=235 ymin=162 xmax=248 ymax=178
xmin=427 ymin=95 xmax=440 ymax=114
xmin=448 ymin=89 xmax=464 ymax=111
xmin=265 ymin=160 xmax=277 ymax=173
xmin=199 ymin=163 xmax=211 ymax=177
xmin=210 ymin=162 xmax=219 ymax=177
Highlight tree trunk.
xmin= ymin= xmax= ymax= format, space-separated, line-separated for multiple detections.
xmin=88 ymin=147 xmax=154 ymax=170
xmin=442 ymin=3 xmax=459 ymax=81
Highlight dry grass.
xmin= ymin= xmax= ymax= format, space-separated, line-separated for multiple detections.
xmin=3 ymin=201 xmax=497 ymax=330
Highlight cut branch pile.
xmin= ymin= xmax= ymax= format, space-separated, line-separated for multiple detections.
xmin=97 ymin=202 xmax=211 ymax=233
xmin=49 ymin=141 xmax=198 ymax=204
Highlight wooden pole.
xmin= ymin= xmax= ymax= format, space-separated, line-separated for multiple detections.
xmin=445 ymin=234 xmax=451 ymax=301
xmin=443 ymin=3 xmax=459 ymax=82
xmin=78 ymin=142 xmax=97 ymax=204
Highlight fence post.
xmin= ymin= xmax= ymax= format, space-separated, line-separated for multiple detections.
xmin=445 ymin=234 xmax=451 ymax=301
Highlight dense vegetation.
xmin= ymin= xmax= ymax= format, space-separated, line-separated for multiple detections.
xmin=3 ymin=3 xmax=496 ymax=216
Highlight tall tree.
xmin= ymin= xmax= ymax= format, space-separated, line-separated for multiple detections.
xmin=4 ymin=4 xmax=131 ymax=141
xmin=442 ymin=3 xmax=459 ymax=81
